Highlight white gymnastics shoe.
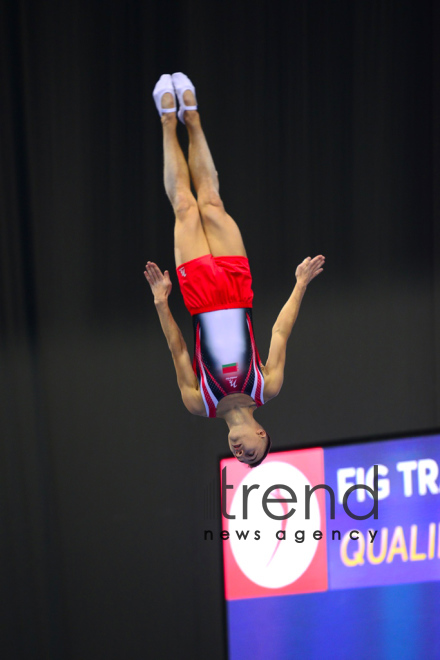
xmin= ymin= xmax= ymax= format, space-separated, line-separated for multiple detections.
xmin=152 ymin=74 xmax=177 ymax=117
xmin=171 ymin=72 xmax=198 ymax=124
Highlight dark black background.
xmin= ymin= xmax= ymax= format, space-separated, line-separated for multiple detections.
xmin=1 ymin=1 xmax=439 ymax=658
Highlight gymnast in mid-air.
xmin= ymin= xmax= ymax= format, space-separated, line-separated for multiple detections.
xmin=145 ymin=73 xmax=325 ymax=466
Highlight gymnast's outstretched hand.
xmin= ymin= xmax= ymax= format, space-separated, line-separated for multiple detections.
xmin=144 ymin=261 xmax=172 ymax=303
xmin=295 ymin=255 xmax=325 ymax=287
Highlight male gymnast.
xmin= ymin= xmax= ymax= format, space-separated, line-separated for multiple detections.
xmin=145 ymin=73 xmax=325 ymax=466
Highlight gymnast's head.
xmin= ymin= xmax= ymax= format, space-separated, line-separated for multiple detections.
xmin=228 ymin=420 xmax=272 ymax=467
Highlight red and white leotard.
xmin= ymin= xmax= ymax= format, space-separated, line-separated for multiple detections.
xmin=192 ymin=307 xmax=265 ymax=418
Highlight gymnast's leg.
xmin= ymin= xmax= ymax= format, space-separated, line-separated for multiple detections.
xmin=176 ymin=85 xmax=247 ymax=258
xmin=157 ymin=81 xmax=210 ymax=268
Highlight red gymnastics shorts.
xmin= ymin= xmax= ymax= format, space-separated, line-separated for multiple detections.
xmin=176 ymin=254 xmax=254 ymax=315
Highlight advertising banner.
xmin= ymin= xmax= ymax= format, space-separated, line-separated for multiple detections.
xmin=219 ymin=433 xmax=440 ymax=659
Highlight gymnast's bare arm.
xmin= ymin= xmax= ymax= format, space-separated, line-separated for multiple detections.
xmin=144 ymin=261 xmax=206 ymax=416
xmin=263 ymin=255 xmax=325 ymax=401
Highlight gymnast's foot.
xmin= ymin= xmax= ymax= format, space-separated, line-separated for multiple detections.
xmin=171 ymin=72 xmax=198 ymax=124
xmin=152 ymin=74 xmax=176 ymax=123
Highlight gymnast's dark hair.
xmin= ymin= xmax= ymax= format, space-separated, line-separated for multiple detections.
xmin=249 ymin=433 xmax=272 ymax=468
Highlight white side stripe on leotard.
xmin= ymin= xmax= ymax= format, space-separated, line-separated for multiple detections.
xmin=196 ymin=324 xmax=219 ymax=417
xmin=247 ymin=315 xmax=265 ymax=406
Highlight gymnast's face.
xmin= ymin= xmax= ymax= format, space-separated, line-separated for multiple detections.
xmin=228 ymin=422 xmax=268 ymax=466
